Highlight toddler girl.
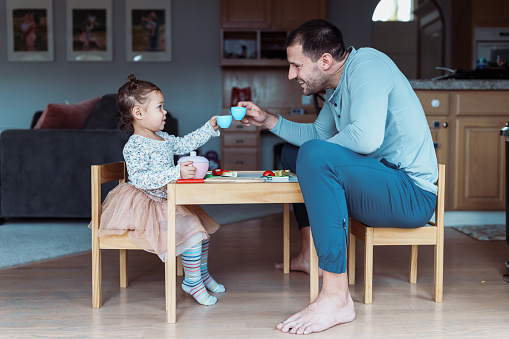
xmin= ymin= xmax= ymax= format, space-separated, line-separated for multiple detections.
xmin=97 ymin=74 xmax=224 ymax=306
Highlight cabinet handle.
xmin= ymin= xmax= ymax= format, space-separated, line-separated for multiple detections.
xmin=235 ymin=160 xmax=244 ymax=165
xmin=443 ymin=122 xmax=448 ymax=128
xmin=236 ymin=139 xmax=244 ymax=144
xmin=236 ymin=125 xmax=243 ymax=129
xmin=434 ymin=142 xmax=439 ymax=149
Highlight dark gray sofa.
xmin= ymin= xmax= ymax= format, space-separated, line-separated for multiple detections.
xmin=0 ymin=94 xmax=178 ymax=222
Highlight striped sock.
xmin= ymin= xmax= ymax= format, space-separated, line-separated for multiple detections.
xmin=181 ymin=241 xmax=217 ymax=306
xmin=201 ymin=239 xmax=225 ymax=293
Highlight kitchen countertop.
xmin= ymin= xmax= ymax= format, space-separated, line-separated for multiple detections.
xmin=409 ymin=79 xmax=509 ymax=90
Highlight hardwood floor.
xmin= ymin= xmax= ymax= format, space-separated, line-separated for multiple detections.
xmin=1 ymin=213 xmax=508 ymax=338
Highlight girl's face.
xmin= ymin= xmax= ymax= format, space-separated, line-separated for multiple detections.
xmin=133 ymin=90 xmax=167 ymax=133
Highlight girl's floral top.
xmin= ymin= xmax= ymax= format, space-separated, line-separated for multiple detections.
xmin=124 ymin=122 xmax=219 ymax=198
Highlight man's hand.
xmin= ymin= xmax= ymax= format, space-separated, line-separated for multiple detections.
xmin=180 ymin=161 xmax=196 ymax=179
xmin=237 ymin=101 xmax=279 ymax=130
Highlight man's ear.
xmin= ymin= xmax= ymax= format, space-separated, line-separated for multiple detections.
xmin=321 ymin=53 xmax=333 ymax=71
xmin=132 ymin=106 xmax=143 ymax=120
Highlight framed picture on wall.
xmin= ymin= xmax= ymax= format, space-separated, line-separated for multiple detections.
xmin=125 ymin=0 xmax=172 ymax=62
xmin=6 ymin=0 xmax=54 ymax=62
xmin=66 ymin=0 xmax=112 ymax=61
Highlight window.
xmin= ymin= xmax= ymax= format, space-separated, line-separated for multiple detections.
xmin=372 ymin=0 xmax=414 ymax=22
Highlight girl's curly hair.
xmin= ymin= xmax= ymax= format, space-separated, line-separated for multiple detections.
xmin=117 ymin=74 xmax=161 ymax=132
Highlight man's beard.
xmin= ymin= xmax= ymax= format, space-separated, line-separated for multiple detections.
xmin=300 ymin=68 xmax=327 ymax=95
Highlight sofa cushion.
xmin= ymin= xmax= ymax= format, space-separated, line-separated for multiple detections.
xmin=82 ymin=94 xmax=120 ymax=129
xmin=33 ymin=97 xmax=100 ymax=129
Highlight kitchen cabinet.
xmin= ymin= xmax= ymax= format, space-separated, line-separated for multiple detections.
xmin=472 ymin=0 xmax=509 ymax=26
xmin=455 ymin=117 xmax=506 ymax=210
xmin=220 ymin=0 xmax=272 ymax=29
xmin=220 ymin=0 xmax=327 ymax=30
xmin=417 ymin=91 xmax=453 ymax=209
xmin=454 ymin=91 xmax=508 ymax=210
xmin=274 ymin=0 xmax=328 ymax=30
xmin=220 ymin=0 xmax=327 ymax=67
xmin=221 ymin=121 xmax=260 ymax=170
xmin=416 ymin=90 xmax=508 ymax=211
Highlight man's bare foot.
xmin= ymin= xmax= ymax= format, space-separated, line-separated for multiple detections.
xmin=276 ymin=287 xmax=355 ymax=334
xmin=274 ymin=252 xmax=323 ymax=277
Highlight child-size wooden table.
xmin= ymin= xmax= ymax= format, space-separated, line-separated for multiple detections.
xmin=165 ymin=172 xmax=319 ymax=323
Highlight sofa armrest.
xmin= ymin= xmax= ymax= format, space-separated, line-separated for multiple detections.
xmin=0 ymin=129 xmax=130 ymax=219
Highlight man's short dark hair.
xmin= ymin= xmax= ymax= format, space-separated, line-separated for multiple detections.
xmin=284 ymin=19 xmax=347 ymax=62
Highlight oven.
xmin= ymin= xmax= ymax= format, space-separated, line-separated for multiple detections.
xmin=474 ymin=27 xmax=509 ymax=68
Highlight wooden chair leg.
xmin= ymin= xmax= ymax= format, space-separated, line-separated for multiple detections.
xmin=348 ymin=231 xmax=356 ymax=285
xmin=364 ymin=227 xmax=374 ymax=304
xmin=120 ymin=249 xmax=128 ymax=288
xmin=409 ymin=245 xmax=418 ymax=284
xmin=434 ymin=239 xmax=444 ymax=302
xmin=283 ymin=203 xmax=290 ymax=274
xmin=92 ymin=245 xmax=102 ymax=308
xmin=309 ymin=232 xmax=319 ymax=303
xmin=177 ymin=255 xmax=184 ymax=277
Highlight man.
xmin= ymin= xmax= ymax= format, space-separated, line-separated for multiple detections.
xmin=238 ymin=19 xmax=438 ymax=334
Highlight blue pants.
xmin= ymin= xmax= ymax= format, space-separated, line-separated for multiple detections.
xmin=281 ymin=140 xmax=436 ymax=274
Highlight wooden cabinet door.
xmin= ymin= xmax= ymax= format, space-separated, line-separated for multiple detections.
xmin=427 ymin=117 xmax=451 ymax=209
xmin=455 ymin=117 xmax=507 ymax=210
xmin=472 ymin=0 xmax=509 ymax=25
xmin=220 ymin=0 xmax=272 ymax=28
xmin=222 ymin=148 xmax=259 ymax=170
xmin=427 ymin=117 xmax=450 ymax=168
xmin=274 ymin=0 xmax=328 ymax=30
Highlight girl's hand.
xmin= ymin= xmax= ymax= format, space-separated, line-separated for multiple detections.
xmin=180 ymin=161 xmax=196 ymax=179
xmin=210 ymin=116 xmax=219 ymax=131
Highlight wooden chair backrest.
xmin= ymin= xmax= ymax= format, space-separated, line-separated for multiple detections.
xmin=91 ymin=161 xmax=127 ymax=232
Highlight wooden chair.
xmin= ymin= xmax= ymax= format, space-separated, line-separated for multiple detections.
xmin=90 ymin=161 xmax=183 ymax=322
xmin=347 ymin=164 xmax=445 ymax=304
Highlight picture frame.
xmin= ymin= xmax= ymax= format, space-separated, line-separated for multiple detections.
xmin=125 ymin=0 xmax=172 ymax=62
xmin=6 ymin=0 xmax=54 ymax=62
xmin=66 ymin=0 xmax=112 ymax=62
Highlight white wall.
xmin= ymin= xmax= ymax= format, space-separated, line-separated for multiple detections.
xmin=0 ymin=0 xmax=222 ymax=154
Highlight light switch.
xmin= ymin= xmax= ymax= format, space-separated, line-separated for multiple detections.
xmin=431 ymin=99 xmax=440 ymax=107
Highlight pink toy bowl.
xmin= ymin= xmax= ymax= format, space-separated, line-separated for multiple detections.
xmin=177 ymin=151 xmax=209 ymax=179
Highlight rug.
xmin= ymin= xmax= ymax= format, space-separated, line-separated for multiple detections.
xmin=452 ymin=224 xmax=506 ymax=241
xmin=0 ymin=204 xmax=284 ymax=269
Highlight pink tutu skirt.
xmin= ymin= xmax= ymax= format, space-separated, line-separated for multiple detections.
xmin=97 ymin=183 xmax=220 ymax=256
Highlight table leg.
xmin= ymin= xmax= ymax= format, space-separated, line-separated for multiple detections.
xmin=166 ymin=184 xmax=177 ymax=323
xmin=309 ymin=232 xmax=319 ymax=303
xmin=283 ymin=203 xmax=290 ymax=274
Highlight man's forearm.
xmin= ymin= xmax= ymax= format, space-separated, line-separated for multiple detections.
xmin=264 ymin=112 xmax=279 ymax=130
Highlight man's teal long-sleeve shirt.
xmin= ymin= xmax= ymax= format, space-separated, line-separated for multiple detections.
xmin=271 ymin=47 xmax=438 ymax=195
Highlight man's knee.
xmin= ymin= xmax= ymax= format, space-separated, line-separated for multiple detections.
xmin=297 ymin=140 xmax=327 ymax=170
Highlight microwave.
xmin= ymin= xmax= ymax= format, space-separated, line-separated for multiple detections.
xmin=474 ymin=27 xmax=509 ymax=67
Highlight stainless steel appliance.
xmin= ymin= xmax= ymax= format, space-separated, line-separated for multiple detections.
xmin=474 ymin=27 xmax=509 ymax=68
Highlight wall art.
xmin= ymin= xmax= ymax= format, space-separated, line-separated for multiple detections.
xmin=66 ymin=0 xmax=112 ymax=62
xmin=125 ymin=0 xmax=172 ymax=62
xmin=6 ymin=0 xmax=54 ymax=62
